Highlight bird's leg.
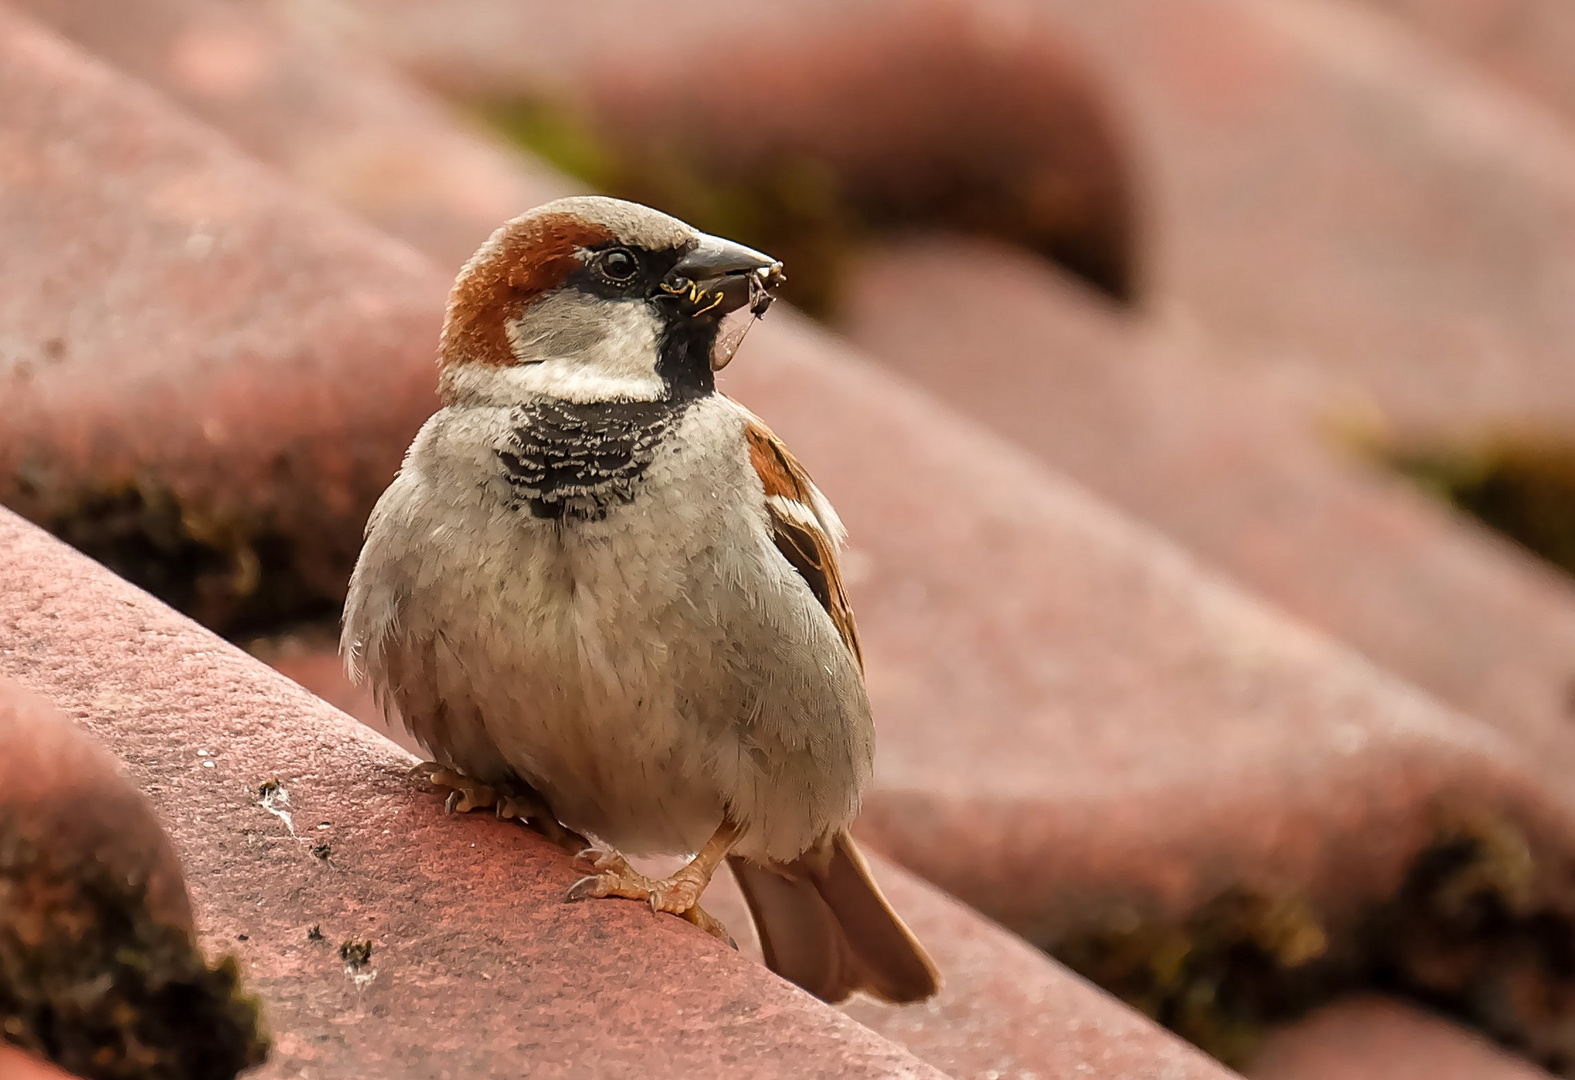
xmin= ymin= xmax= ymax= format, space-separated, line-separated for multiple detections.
xmin=425 ymin=765 xmax=497 ymax=813
xmin=566 ymin=819 xmax=743 ymax=943
xmin=493 ymin=784 xmax=590 ymax=854
xmin=421 ymin=764 xmax=588 ymax=853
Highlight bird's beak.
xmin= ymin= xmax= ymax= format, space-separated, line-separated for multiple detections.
xmin=674 ymin=233 xmax=783 ymax=285
xmin=664 ymin=233 xmax=786 ymax=327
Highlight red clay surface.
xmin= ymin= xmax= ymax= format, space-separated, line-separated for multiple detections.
xmin=1052 ymin=0 xmax=1575 ymax=438
xmin=0 ymin=678 xmax=194 ymax=937
xmin=710 ymin=851 xmax=1235 ymax=1079
xmin=0 ymin=8 xmax=442 ymax=631
xmin=336 ymin=0 xmax=1575 ymax=437
xmin=0 ymin=509 xmax=952 ymax=1080
xmin=9 ymin=0 xmax=1575 ymax=1076
xmin=842 ymin=236 xmax=1575 ymax=811
xmin=0 ymin=1046 xmax=77 ymax=1080
xmin=1249 ymin=997 xmax=1556 ymax=1080
xmin=704 ymin=313 xmax=1575 ymax=967
xmin=0 ymin=507 xmax=1252 ymax=1079
xmin=11 ymin=0 xmax=575 ymax=270
xmin=0 ymin=678 xmax=264 ymax=1079
xmin=1347 ymin=0 xmax=1575 ymax=126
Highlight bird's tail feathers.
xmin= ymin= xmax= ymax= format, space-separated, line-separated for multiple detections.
xmin=728 ymin=829 xmax=939 ymax=1004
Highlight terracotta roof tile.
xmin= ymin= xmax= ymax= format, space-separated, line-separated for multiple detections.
xmin=1250 ymin=997 xmax=1557 ymax=1080
xmin=713 ymin=313 xmax=1575 ymax=1070
xmin=10 ymin=1 xmax=1575 ymax=1075
xmin=0 ymin=510 xmax=950 ymax=1080
xmin=0 ymin=7 xmax=442 ymax=634
xmin=9 ymin=0 xmax=575 ymax=269
xmin=1057 ymin=0 xmax=1575 ymax=438
xmin=0 ymin=678 xmax=267 ymax=1078
xmin=842 ymin=236 xmax=1575 ymax=815
xmin=0 ymin=679 xmax=193 ymax=935
xmin=0 ymin=1046 xmax=80 ymax=1080
xmin=331 ymin=0 xmax=1575 ymax=434
xmin=1342 ymin=0 xmax=1575 ymax=128
xmin=725 ymin=856 xmax=1237 ymax=1080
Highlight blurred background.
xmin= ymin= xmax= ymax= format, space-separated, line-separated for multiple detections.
xmin=5 ymin=1 xmax=1575 ymax=1078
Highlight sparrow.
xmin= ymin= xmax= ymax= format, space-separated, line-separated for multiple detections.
xmin=341 ymin=196 xmax=939 ymax=1004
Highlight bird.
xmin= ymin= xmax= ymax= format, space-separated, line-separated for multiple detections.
xmin=341 ymin=195 xmax=939 ymax=1004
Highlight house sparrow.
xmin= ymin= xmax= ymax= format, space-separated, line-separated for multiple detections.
xmin=341 ymin=196 xmax=939 ymax=1004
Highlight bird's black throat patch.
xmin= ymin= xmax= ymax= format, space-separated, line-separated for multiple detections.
xmin=496 ymin=395 xmax=698 ymax=521
xmin=654 ymin=309 xmax=721 ymax=396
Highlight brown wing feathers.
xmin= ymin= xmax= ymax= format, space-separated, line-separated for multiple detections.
xmin=738 ymin=418 xmax=939 ymax=1004
xmin=743 ymin=421 xmax=863 ymax=670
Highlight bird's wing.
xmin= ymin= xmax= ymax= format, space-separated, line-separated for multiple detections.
xmin=740 ymin=416 xmax=863 ymax=671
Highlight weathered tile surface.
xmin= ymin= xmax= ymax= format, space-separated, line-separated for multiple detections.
xmin=721 ymin=312 xmax=1575 ymax=1068
xmin=1250 ymin=997 xmax=1556 ymax=1080
xmin=0 ymin=677 xmax=193 ymax=935
xmin=1345 ymin=0 xmax=1575 ymax=126
xmin=0 ymin=509 xmax=950 ymax=1080
xmin=0 ymin=8 xmax=442 ymax=632
xmin=330 ymin=0 xmax=1575 ymax=436
xmin=0 ymin=677 xmax=268 ymax=1078
xmin=842 ymin=236 xmax=1575 ymax=805
xmin=10 ymin=0 xmax=575 ymax=268
xmin=12 ymin=0 xmax=1575 ymax=1075
xmin=710 ymin=857 xmax=1239 ymax=1080
xmin=0 ymin=1046 xmax=79 ymax=1080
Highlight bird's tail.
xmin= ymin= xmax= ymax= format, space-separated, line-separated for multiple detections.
xmin=727 ymin=829 xmax=939 ymax=1003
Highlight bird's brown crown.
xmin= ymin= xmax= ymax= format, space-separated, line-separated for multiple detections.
xmin=439 ymin=211 xmax=615 ymax=369
xmin=438 ymin=196 xmax=707 ymax=373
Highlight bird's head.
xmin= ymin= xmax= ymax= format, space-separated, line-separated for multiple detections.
xmin=438 ymin=196 xmax=784 ymax=405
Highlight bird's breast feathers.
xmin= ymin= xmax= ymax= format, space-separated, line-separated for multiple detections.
xmin=344 ymin=392 xmax=872 ymax=859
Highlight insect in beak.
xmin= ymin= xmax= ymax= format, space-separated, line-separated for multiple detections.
xmin=710 ymin=265 xmax=785 ymax=372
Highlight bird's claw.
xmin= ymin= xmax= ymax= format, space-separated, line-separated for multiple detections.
xmin=564 ymin=857 xmax=733 ymax=943
xmin=575 ymin=846 xmax=634 ymax=874
xmin=426 ymin=765 xmax=498 ymax=814
xmin=564 ymin=860 xmax=654 ymax=904
xmin=679 ymin=903 xmax=736 ymax=946
xmin=565 ymin=872 xmax=626 ymax=904
xmin=422 ymin=767 xmax=586 ymax=850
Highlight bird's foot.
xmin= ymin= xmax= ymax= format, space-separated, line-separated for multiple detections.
xmin=428 ymin=766 xmax=498 ymax=814
xmin=566 ymin=848 xmax=733 ymax=944
xmin=421 ymin=764 xmax=588 ymax=854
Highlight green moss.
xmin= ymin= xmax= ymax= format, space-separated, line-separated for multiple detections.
xmin=1389 ymin=439 xmax=1575 ymax=580
xmin=22 ymin=476 xmax=338 ymax=638
xmin=0 ymin=828 xmax=269 ymax=1080
xmin=479 ymin=98 xmax=1134 ymax=318
xmin=1055 ymin=888 xmax=1334 ymax=1065
xmin=337 ymin=940 xmax=372 ymax=970
xmin=1049 ymin=818 xmax=1575 ymax=1073
xmin=483 ymin=100 xmax=861 ymax=316
xmin=489 ymin=103 xmax=621 ymax=194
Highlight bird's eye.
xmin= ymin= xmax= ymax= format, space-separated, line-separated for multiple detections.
xmin=597 ymin=248 xmax=638 ymax=283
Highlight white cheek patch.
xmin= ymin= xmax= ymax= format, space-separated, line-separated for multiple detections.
xmin=505 ymin=363 xmax=666 ymax=403
xmin=441 ymin=357 xmax=665 ymax=406
xmin=504 ymin=291 xmax=666 ymax=400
